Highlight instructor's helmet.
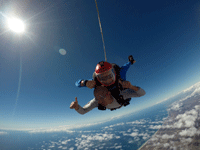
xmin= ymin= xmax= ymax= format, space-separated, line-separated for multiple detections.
xmin=95 ymin=61 xmax=116 ymax=86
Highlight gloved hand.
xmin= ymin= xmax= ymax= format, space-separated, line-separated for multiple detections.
xmin=128 ymin=55 xmax=136 ymax=64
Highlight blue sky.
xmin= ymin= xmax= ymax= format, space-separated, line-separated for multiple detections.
xmin=0 ymin=0 xmax=200 ymax=130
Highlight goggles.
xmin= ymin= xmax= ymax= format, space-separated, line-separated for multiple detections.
xmin=96 ymin=68 xmax=116 ymax=86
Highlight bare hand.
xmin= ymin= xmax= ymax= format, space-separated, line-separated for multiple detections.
xmin=86 ymin=80 xmax=96 ymax=89
xmin=119 ymin=80 xmax=139 ymax=91
xmin=119 ymin=80 xmax=131 ymax=89
xmin=70 ymin=97 xmax=79 ymax=110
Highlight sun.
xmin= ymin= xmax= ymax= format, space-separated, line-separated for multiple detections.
xmin=8 ymin=18 xmax=25 ymax=33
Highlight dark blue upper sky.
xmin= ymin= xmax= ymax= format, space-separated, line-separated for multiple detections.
xmin=0 ymin=0 xmax=200 ymax=130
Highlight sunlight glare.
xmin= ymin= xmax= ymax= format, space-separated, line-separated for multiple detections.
xmin=8 ymin=18 xmax=25 ymax=33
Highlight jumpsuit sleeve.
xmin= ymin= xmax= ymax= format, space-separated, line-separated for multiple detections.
xmin=75 ymin=79 xmax=93 ymax=88
xmin=120 ymin=61 xmax=132 ymax=81
xmin=76 ymin=98 xmax=99 ymax=115
xmin=121 ymin=87 xmax=146 ymax=100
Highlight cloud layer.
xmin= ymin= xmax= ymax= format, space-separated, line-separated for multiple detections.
xmin=28 ymin=116 xmax=165 ymax=150
xmin=140 ymin=82 xmax=200 ymax=150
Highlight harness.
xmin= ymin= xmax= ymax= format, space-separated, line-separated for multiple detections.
xmin=93 ymin=63 xmax=131 ymax=111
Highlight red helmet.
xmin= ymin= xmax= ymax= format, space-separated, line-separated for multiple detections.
xmin=95 ymin=61 xmax=112 ymax=74
xmin=95 ymin=61 xmax=116 ymax=86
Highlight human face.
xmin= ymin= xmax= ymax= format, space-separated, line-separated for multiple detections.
xmin=96 ymin=69 xmax=116 ymax=86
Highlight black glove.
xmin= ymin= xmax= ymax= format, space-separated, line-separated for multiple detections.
xmin=128 ymin=55 xmax=135 ymax=64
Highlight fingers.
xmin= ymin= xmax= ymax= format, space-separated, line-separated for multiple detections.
xmin=70 ymin=97 xmax=78 ymax=109
xmin=119 ymin=80 xmax=131 ymax=89
xmin=70 ymin=102 xmax=74 ymax=109
xmin=86 ymin=81 xmax=96 ymax=89
xmin=123 ymin=81 xmax=130 ymax=88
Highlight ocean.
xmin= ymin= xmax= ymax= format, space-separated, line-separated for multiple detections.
xmin=0 ymin=102 xmax=169 ymax=150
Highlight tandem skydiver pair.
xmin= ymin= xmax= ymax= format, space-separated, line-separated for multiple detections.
xmin=70 ymin=55 xmax=146 ymax=114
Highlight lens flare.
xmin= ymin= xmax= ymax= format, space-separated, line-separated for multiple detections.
xmin=59 ymin=49 xmax=67 ymax=55
xmin=8 ymin=18 xmax=25 ymax=33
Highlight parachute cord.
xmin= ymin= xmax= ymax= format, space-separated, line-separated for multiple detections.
xmin=95 ymin=0 xmax=107 ymax=62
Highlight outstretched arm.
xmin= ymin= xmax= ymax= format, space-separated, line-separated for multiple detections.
xmin=119 ymin=80 xmax=146 ymax=99
xmin=75 ymin=79 xmax=96 ymax=89
xmin=120 ymin=55 xmax=136 ymax=81
xmin=121 ymin=87 xmax=146 ymax=100
xmin=119 ymin=80 xmax=139 ymax=91
xmin=70 ymin=97 xmax=98 ymax=115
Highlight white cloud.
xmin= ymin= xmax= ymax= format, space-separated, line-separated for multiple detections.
xmin=142 ymin=136 xmax=148 ymax=140
xmin=28 ymin=121 xmax=107 ymax=133
xmin=179 ymin=127 xmax=200 ymax=137
xmin=139 ymin=133 xmax=150 ymax=140
xmin=109 ymin=143 xmax=122 ymax=149
xmin=116 ymin=136 xmax=120 ymax=139
xmin=163 ymin=105 xmax=199 ymax=130
xmin=115 ymin=145 xmax=122 ymax=149
xmin=170 ymin=102 xmax=183 ymax=111
xmin=75 ymin=132 xmax=120 ymax=150
xmin=0 ymin=131 xmax=8 ymax=135
xmin=61 ymin=139 xmax=71 ymax=145
xmin=180 ymin=138 xmax=192 ymax=143
xmin=150 ymin=137 xmax=158 ymax=141
xmin=109 ymin=122 xmax=124 ymax=128
xmin=127 ymin=129 xmax=131 ymax=132
xmin=128 ymin=140 xmax=134 ymax=143
xmin=190 ymin=87 xmax=200 ymax=97
xmin=49 ymin=145 xmax=55 ymax=148
xmin=195 ymin=105 xmax=200 ymax=110
xmin=182 ymin=82 xmax=200 ymax=93
xmin=153 ymin=142 xmax=161 ymax=146
xmin=163 ymin=143 xmax=170 ymax=147
xmin=126 ymin=119 xmax=146 ymax=125
xmin=149 ymin=125 xmax=162 ymax=129
xmin=180 ymin=82 xmax=200 ymax=102
xmin=170 ymin=146 xmax=177 ymax=150
xmin=175 ymin=109 xmax=198 ymax=128
xmin=162 ymin=134 xmax=175 ymax=139
xmin=130 ymin=132 xmax=138 ymax=137
xmin=150 ymin=121 xmax=163 ymax=124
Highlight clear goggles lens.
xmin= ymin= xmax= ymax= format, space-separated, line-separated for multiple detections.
xmin=97 ymin=69 xmax=115 ymax=85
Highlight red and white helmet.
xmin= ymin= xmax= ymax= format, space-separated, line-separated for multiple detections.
xmin=95 ymin=61 xmax=116 ymax=86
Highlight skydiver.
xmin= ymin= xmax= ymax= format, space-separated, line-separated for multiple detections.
xmin=75 ymin=55 xmax=144 ymax=109
xmin=70 ymin=85 xmax=145 ymax=114
xmin=70 ymin=55 xmax=145 ymax=113
xmin=75 ymin=55 xmax=136 ymax=89
xmin=75 ymin=55 xmax=141 ymax=108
